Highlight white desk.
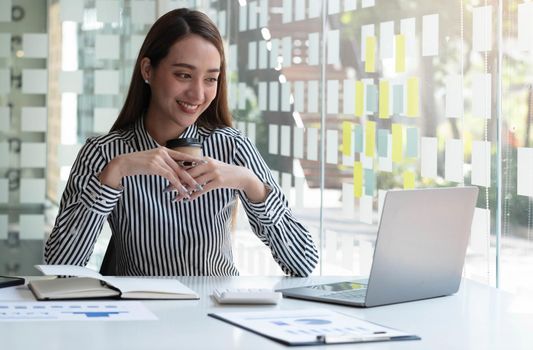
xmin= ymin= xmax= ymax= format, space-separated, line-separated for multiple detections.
xmin=1 ymin=277 xmax=532 ymax=349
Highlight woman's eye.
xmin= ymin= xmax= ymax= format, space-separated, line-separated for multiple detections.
xmin=175 ymin=73 xmax=191 ymax=79
xmin=206 ymin=77 xmax=218 ymax=83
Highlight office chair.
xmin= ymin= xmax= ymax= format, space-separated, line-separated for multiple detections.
xmin=99 ymin=236 xmax=116 ymax=275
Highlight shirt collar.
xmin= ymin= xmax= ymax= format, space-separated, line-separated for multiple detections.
xmin=134 ymin=118 xmax=212 ymax=151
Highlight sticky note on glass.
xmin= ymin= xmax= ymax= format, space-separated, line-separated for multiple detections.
xmin=96 ymin=0 xmax=120 ymax=23
xmin=364 ymin=169 xmax=375 ymax=196
xmin=403 ymin=171 xmax=415 ymax=189
xmin=326 ymin=129 xmax=339 ymax=164
xmin=445 ymin=74 xmax=463 ymax=118
xmin=268 ymin=124 xmax=279 ymax=154
xmin=327 ymin=29 xmax=340 ymax=65
xmin=131 ymin=0 xmax=156 ymax=25
xmin=379 ymin=80 xmax=390 ymax=118
xmin=294 ymin=81 xmax=305 ymax=112
xmin=393 ymin=84 xmax=404 ymax=115
xmin=377 ymin=129 xmax=389 ymax=158
xmin=380 ymin=21 xmax=394 ymax=59
xmin=94 ymin=108 xmax=118 ymax=133
xmin=20 ymin=214 xmax=45 ymax=240
xmin=518 ymin=3 xmax=533 ymax=51
xmin=365 ymin=36 xmax=376 ymax=73
xmin=327 ymin=80 xmax=339 ymax=114
xmin=421 ymin=137 xmax=438 ymax=178
xmin=293 ymin=127 xmax=304 ymax=159
xmin=343 ymin=80 xmax=355 ymax=114
xmin=269 ymin=81 xmax=279 ymax=111
xmin=395 ymin=34 xmax=406 ymax=73
xmin=280 ymin=125 xmax=291 ymax=156
xmin=445 ymin=139 xmax=464 ymax=183
xmin=470 ymin=208 xmax=490 ymax=255
xmin=473 ymin=6 xmax=492 ymax=52
xmin=405 ymin=127 xmax=419 ymax=158
xmin=365 ymin=121 xmax=376 ymax=158
xmin=22 ymin=69 xmax=47 ymax=94
xmin=353 ymin=161 xmax=363 ymax=198
xmin=23 ymin=33 xmax=48 ymax=58
xmin=361 ymin=24 xmax=375 ymax=61
xmin=355 ymin=81 xmax=364 ymax=117
xmin=517 ymin=147 xmax=533 ymax=196
xmin=353 ymin=124 xmax=363 ymax=153
xmin=94 ymin=70 xmax=119 ymax=94
xmin=307 ymin=127 xmax=318 ymax=161
xmin=400 ymin=17 xmax=416 ymax=58
xmin=308 ymin=80 xmax=319 ymax=113
xmin=406 ymin=77 xmax=419 ymax=117
xmin=60 ymin=0 xmax=84 ymax=22
xmin=308 ymin=32 xmax=319 ymax=65
xmin=282 ymin=36 xmax=292 ymax=67
xmin=366 ymin=84 xmax=377 ymax=113
xmin=422 ymin=14 xmax=439 ymax=56
xmin=248 ymin=41 xmax=257 ymax=70
xmin=472 ymin=141 xmax=491 ymax=187
xmin=281 ymin=81 xmax=291 ymax=112
xmin=472 ymin=73 xmax=491 ymax=119
xmin=392 ymin=123 xmax=403 ymax=163
xmin=342 ymin=122 xmax=353 ymax=157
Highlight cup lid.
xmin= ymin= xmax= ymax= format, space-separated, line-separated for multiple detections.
xmin=166 ymin=138 xmax=202 ymax=148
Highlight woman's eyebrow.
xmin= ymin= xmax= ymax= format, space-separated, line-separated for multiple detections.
xmin=171 ymin=63 xmax=220 ymax=73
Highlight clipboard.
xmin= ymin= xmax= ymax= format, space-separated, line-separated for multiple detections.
xmin=208 ymin=308 xmax=420 ymax=346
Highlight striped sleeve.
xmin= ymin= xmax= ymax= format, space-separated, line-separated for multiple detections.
xmin=233 ymin=134 xmax=319 ymax=277
xmin=44 ymin=137 xmax=123 ymax=266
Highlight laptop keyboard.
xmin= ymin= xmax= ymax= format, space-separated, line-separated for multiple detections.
xmin=322 ymin=289 xmax=367 ymax=301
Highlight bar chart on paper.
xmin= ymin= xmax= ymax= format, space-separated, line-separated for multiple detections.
xmin=0 ymin=301 xmax=157 ymax=321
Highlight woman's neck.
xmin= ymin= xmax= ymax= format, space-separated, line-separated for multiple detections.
xmin=144 ymin=109 xmax=186 ymax=146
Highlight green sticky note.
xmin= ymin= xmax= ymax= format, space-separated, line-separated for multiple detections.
xmin=377 ymin=129 xmax=389 ymax=157
xmin=353 ymin=124 xmax=363 ymax=153
xmin=406 ymin=127 xmax=419 ymax=158
xmin=366 ymin=84 xmax=378 ymax=113
xmin=364 ymin=169 xmax=375 ymax=196
xmin=393 ymin=85 xmax=403 ymax=115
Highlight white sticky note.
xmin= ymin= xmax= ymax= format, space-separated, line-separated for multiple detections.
xmin=129 ymin=35 xmax=144 ymax=60
xmin=341 ymin=233 xmax=354 ymax=270
xmin=342 ymin=183 xmax=355 ymax=218
xmin=0 ymin=33 xmax=10 ymax=58
xmin=343 ymin=80 xmax=355 ymax=114
xmin=326 ymin=129 xmax=339 ymax=164
xmin=400 ymin=18 xmax=416 ymax=57
xmin=344 ymin=0 xmax=357 ymax=11
xmin=248 ymin=41 xmax=257 ymax=70
xmin=60 ymin=0 xmax=84 ymax=22
xmin=96 ymin=0 xmax=120 ymax=23
xmin=307 ymin=80 xmax=319 ymax=113
xmin=58 ymin=144 xmax=82 ymax=166
xmin=280 ymin=125 xmax=291 ymax=157
xmin=282 ymin=36 xmax=292 ymax=67
xmin=22 ymin=69 xmax=47 ymax=94
xmin=269 ymin=81 xmax=279 ymax=111
xmin=258 ymin=82 xmax=267 ymax=111
xmin=472 ymin=141 xmax=491 ymax=187
xmin=281 ymin=172 xmax=292 ymax=203
xmin=258 ymin=41 xmax=268 ymax=69
xmin=293 ymin=127 xmax=304 ymax=159
xmin=268 ymin=124 xmax=279 ymax=154
xmin=473 ymin=6 xmax=492 ymax=52
xmin=0 ymin=143 xmax=8 ymax=167
xmin=328 ymin=0 xmax=340 ymax=14
xmin=229 ymin=44 xmax=237 ymax=72
xmin=327 ymin=30 xmax=340 ymax=65
xmin=238 ymin=82 xmax=247 ymax=110
xmin=308 ymin=0 xmax=321 ymax=18
xmin=307 ymin=127 xmax=318 ymax=161
xmin=19 ymin=214 xmax=45 ymax=240
xmin=0 ymin=215 xmax=6 ymax=240
xmin=21 ymin=107 xmax=47 ymax=132
xmin=94 ymin=107 xmax=118 ymax=133
xmin=308 ymin=32 xmax=319 ymax=65
xmin=131 ymin=0 xmax=156 ymax=25
xmin=517 ymin=147 xmax=533 ymax=197
xmin=445 ymin=74 xmax=463 ymax=118
xmin=249 ymin=1 xmax=258 ymax=30
xmin=270 ymin=38 xmax=279 ymax=69
xmin=20 ymin=143 xmax=46 ymax=168
xmin=325 ymin=230 xmax=338 ymax=264
xmin=294 ymin=81 xmax=305 ymax=112
xmin=295 ymin=176 xmax=304 ymax=210
xmin=239 ymin=3 xmax=247 ymax=31
xmin=360 ymin=195 xmax=373 ymax=224
xmin=60 ymin=70 xmax=83 ymax=93
xmin=0 ymin=69 xmax=9 ymax=93
xmin=20 ymin=178 xmax=45 ymax=204
xmin=23 ymin=33 xmax=48 ymax=58
xmin=0 ymin=1 xmax=11 ymax=22
xmin=245 ymin=123 xmax=255 ymax=145
xmin=421 ymin=137 xmax=438 ymax=179
xmin=95 ymin=34 xmax=120 ymax=60
xmin=472 ymin=73 xmax=491 ymax=119
xmin=282 ymin=0 xmax=293 ymax=23
xmin=229 ymin=83 xmax=237 ymax=110
xmin=271 ymin=170 xmax=280 ymax=184
xmin=0 ymin=107 xmax=10 ymax=131
xmin=361 ymin=24 xmax=375 ymax=61
xmin=0 ymin=179 xmax=8 ymax=203
xmin=218 ymin=10 xmax=227 ymax=37
xmin=295 ymin=0 xmax=306 ymax=20
xmin=94 ymin=70 xmax=119 ymax=94
xmin=445 ymin=139 xmax=464 ymax=183
xmin=281 ymin=81 xmax=291 ymax=112
xmin=380 ymin=21 xmax=394 ymax=59
xmin=422 ymin=14 xmax=439 ymax=56
xmin=259 ymin=0 xmax=269 ymax=27
xmin=327 ymin=80 xmax=339 ymax=114
xmin=236 ymin=121 xmax=246 ymax=134
xmin=518 ymin=3 xmax=533 ymax=51
xmin=470 ymin=208 xmax=490 ymax=255
xmin=361 ymin=0 xmax=375 ymax=8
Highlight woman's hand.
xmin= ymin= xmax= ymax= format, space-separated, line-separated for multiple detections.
xmin=185 ymin=157 xmax=269 ymax=203
xmin=99 ymin=147 xmax=203 ymax=201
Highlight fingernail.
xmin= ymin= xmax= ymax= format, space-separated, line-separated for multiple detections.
xmin=195 ymin=184 xmax=203 ymax=191
xmin=201 ymin=160 xmax=208 ymax=164
xmin=172 ymin=197 xmax=181 ymax=203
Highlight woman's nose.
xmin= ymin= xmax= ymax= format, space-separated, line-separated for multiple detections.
xmin=185 ymin=80 xmax=204 ymax=102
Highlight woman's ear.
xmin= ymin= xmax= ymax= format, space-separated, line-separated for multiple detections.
xmin=140 ymin=57 xmax=152 ymax=82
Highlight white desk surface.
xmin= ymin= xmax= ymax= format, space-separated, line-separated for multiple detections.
xmin=1 ymin=276 xmax=532 ymax=350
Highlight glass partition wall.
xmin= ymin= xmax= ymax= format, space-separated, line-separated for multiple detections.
xmin=0 ymin=0 xmax=531 ymax=294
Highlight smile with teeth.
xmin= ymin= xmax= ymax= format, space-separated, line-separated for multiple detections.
xmin=177 ymin=100 xmax=200 ymax=113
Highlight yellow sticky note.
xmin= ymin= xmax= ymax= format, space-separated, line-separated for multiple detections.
xmin=365 ymin=36 xmax=376 ymax=73
xmin=365 ymin=121 xmax=376 ymax=157
xmin=407 ymin=77 xmax=419 ymax=117
xmin=355 ymin=81 xmax=364 ymax=117
xmin=342 ymin=121 xmax=353 ymax=157
xmin=353 ymin=161 xmax=363 ymax=198
xmin=395 ymin=34 xmax=405 ymax=73
xmin=379 ymin=80 xmax=390 ymax=119
xmin=403 ymin=171 xmax=415 ymax=189
xmin=392 ymin=123 xmax=403 ymax=163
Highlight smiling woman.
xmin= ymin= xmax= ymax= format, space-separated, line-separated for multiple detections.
xmin=43 ymin=8 xmax=319 ymax=277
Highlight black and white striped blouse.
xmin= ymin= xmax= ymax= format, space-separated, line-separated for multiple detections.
xmin=44 ymin=118 xmax=319 ymax=277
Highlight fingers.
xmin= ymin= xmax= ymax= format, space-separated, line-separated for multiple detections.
xmin=161 ymin=149 xmax=201 ymax=191
xmin=166 ymin=148 xmax=204 ymax=163
xmin=188 ymin=180 xmax=216 ymax=201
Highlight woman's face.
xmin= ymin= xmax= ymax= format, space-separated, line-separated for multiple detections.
xmin=144 ymin=34 xmax=221 ymax=131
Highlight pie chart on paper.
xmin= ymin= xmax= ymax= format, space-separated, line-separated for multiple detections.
xmin=293 ymin=318 xmax=332 ymax=325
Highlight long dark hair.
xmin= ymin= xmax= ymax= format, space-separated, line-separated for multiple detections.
xmin=111 ymin=8 xmax=232 ymax=132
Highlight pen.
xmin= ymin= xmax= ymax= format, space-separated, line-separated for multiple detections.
xmin=316 ymin=333 xmax=393 ymax=344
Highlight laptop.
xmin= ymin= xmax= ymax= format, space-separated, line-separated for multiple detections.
xmin=278 ymin=186 xmax=479 ymax=308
